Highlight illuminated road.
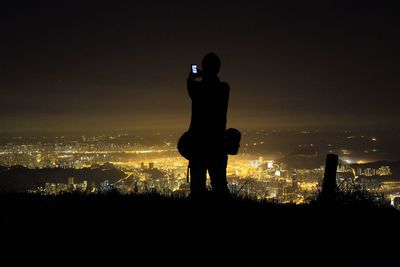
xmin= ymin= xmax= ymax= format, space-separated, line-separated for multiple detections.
xmin=114 ymin=172 xmax=135 ymax=185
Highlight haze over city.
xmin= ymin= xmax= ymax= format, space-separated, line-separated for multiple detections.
xmin=1 ymin=1 xmax=399 ymax=133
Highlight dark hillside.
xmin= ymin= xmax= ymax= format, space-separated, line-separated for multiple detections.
xmin=1 ymin=193 xmax=399 ymax=266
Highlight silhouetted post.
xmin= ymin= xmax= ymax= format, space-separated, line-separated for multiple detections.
xmin=321 ymin=154 xmax=338 ymax=203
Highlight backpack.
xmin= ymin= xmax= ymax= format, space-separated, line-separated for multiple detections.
xmin=177 ymin=128 xmax=241 ymax=160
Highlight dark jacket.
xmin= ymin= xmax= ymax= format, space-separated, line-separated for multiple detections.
xmin=187 ymin=76 xmax=230 ymax=156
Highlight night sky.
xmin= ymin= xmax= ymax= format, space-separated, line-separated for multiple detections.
xmin=1 ymin=1 xmax=399 ymax=133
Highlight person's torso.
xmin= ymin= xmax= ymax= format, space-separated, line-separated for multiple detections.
xmin=190 ymin=79 xmax=229 ymax=135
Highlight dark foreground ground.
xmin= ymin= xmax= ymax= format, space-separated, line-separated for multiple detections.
xmin=1 ymin=193 xmax=399 ymax=266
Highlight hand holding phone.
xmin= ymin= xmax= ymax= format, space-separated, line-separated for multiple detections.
xmin=189 ymin=64 xmax=202 ymax=80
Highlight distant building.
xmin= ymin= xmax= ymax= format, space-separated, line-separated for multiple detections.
xmin=292 ymin=172 xmax=298 ymax=189
xmin=364 ymin=168 xmax=372 ymax=176
xmin=377 ymin=166 xmax=391 ymax=176
xmin=90 ymin=181 xmax=96 ymax=190
xmin=393 ymin=197 xmax=400 ymax=210
xmin=100 ymin=180 xmax=113 ymax=192
xmin=68 ymin=177 xmax=74 ymax=186
xmin=45 ymin=183 xmax=57 ymax=195
xmin=75 ymin=180 xmax=88 ymax=192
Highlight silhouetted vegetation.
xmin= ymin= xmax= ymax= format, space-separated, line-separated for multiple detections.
xmin=1 ymin=187 xmax=399 ymax=265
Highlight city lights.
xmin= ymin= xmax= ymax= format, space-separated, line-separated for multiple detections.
xmin=0 ymin=131 xmax=398 ymax=208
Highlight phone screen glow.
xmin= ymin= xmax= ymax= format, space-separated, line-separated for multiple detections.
xmin=192 ymin=65 xmax=198 ymax=74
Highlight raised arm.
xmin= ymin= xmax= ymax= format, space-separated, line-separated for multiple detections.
xmin=187 ymin=69 xmax=202 ymax=99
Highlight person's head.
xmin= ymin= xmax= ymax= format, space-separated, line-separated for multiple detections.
xmin=202 ymin=52 xmax=221 ymax=77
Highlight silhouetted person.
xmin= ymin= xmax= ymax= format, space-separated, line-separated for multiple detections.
xmin=187 ymin=53 xmax=230 ymax=197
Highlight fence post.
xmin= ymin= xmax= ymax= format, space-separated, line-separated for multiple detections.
xmin=321 ymin=154 xmax=338 ymax=202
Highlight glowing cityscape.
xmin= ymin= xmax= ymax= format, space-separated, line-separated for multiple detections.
xmin=1 ymin=131 xmax=399 ymax=208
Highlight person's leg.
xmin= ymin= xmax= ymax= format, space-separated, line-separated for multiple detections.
xmin=208 ymin=154 xmax=229 ymax=196
xmin=189 ymin=160 xmax=207 ymax=197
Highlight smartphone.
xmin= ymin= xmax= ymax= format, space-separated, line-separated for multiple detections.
xmin=191 ymin=64 xmax=198 ymax=75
